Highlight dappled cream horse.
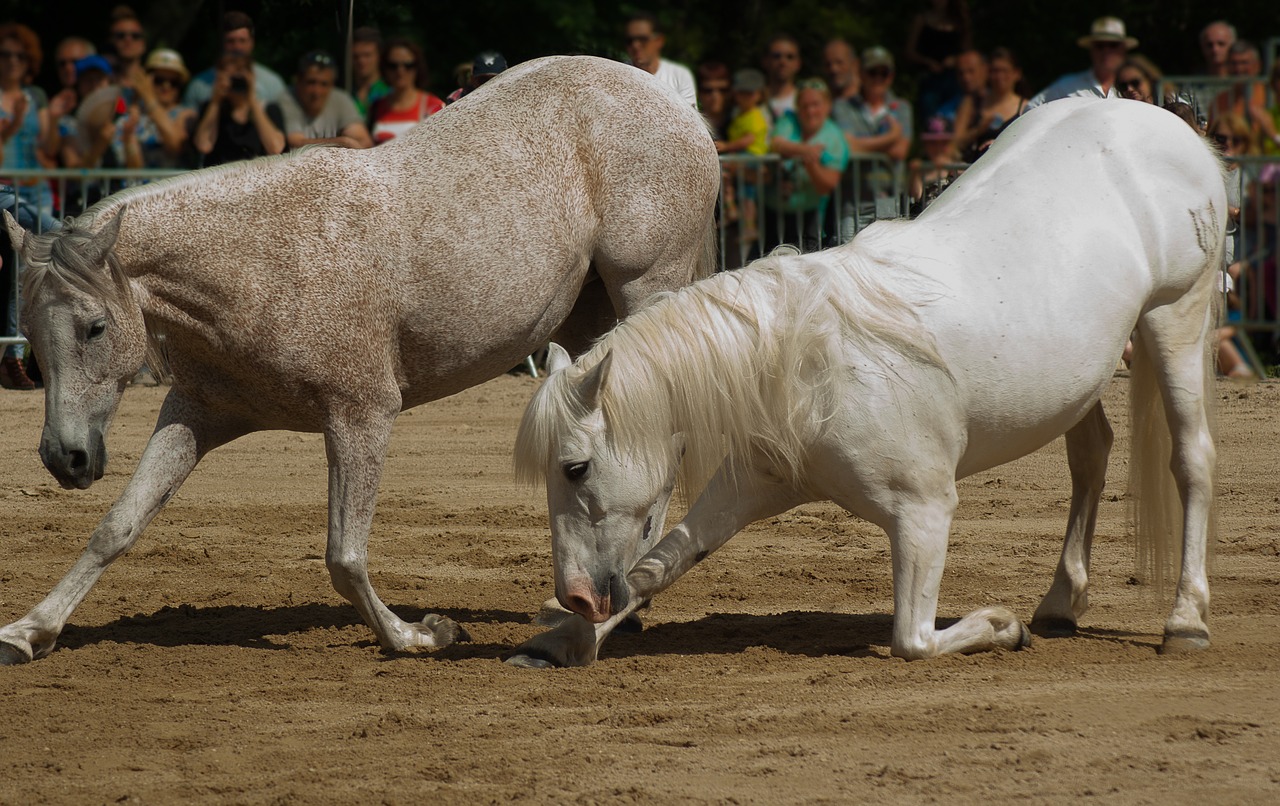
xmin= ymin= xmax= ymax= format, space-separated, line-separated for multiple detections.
xmin=0 ymin=56 xmax=719 ymax=664
xmin=509 ymin=99 xmax=1225 ymax=667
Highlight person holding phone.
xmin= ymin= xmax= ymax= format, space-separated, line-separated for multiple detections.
xmin=193 ymin=52 xmax=284 ymax=166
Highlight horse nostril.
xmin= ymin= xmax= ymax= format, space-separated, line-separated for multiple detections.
xmin=67 ymin=449 xmax=89 ymax=471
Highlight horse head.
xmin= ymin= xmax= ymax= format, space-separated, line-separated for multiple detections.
xmin=518 ymin=343 xmax=682 ymax=624
xmin=4 ymin=209 xmax=148 ymax=490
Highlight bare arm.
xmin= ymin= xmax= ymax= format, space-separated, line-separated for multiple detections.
xmin=251 ymin=101 xmax=285 ymax=155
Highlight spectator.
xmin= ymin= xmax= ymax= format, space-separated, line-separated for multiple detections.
xmin=59 ymin=54 xmax=114 ymax=169
xmin=349 ymin=26 xmax=389 ymax=119
xmin=822 ymin=39 xmax=860 ymax=103
xmin=903 ymin=0 xmax=972 ymax=124
xmin=184 ymin=11 xmax=287 ymax=108
xmin=831 ymin=46 xmax=912 ymax=236
xmin=724 ymin=69 xmax=770 ymax=244
xmin=1116 ymin=56 xmax=1162 ymax=104
xmin=0 ymin=24 xmax=58 ymax=213
xmin=106 ymin=5 xmax=146 ymax=88
xmin=1211 ymin=41 xmax=1265 ymax=134
xmin=1210 ymin=112 xmax=1258 ymax=378
xmin=696 ymin=61 xmax=732 ymax=140
xmin=120 ymin=48 xmax=195 ymax=168
xmin=446 ymin=50 xmax=507 ymax=104
xmin=278 ymin=51 xmax=371 ymax=150
xmin=192 ymin=52 xmax=285 ymax=167
xmin=369 ymin=38 xmax=444 ymax=145
xmin=1026 ymin=16 xmax=1136 ymax=108
xmin=623 ymin=12 xmax=696 ymax=107
xmin=954 ymin=47 xmax=1026 ymax=162
xmin=1199 ymin=21 xmax=1236 ymax=78
xmin=1256 ymin=62 xmax=1280 ymax=155
xmin=761 ymin=33 xmax=802 ymax=124
xmin=908 ymin=116 xmax=959 ymax=216
xmin=49 ymin=36 xmax=94 ymax=124
xmin=941 ymin=48 xmax=987 ymax=124
xmin=766 ymin=78 xmax=850 ymax=252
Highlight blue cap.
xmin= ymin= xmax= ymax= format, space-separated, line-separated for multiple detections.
xmin=75 ymin=55 xmax=114 ymax=78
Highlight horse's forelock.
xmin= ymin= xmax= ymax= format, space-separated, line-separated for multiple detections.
xmin=514 ymin=369 xmax=593 ymax=486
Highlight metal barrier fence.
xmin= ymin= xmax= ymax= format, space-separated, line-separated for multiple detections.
xmin=4 ymin=155 xmax=1280 ymax=370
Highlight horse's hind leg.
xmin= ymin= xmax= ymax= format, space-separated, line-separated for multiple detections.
xmin=323 ymin=411 xmax=463 ymax=652
xmin=0 ymin=392 xmax=237 ymax=664
xmin=1031 ymin=402 xmax=1113 ymax=637
xmin=882 ymin=487 xmax=1032 ymax=659
xmin=1133 ymin=298 xmax=1216 ymax=653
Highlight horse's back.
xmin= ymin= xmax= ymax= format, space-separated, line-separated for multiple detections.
xmin=860 ymin=100 xmax=1226 ymax=475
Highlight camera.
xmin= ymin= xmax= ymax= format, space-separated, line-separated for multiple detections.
xmin=230 ymin=75 xmax=249 ymax=93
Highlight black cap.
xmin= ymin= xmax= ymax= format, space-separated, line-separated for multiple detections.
xmin=472 ymin=50 xmax=507 ymax=77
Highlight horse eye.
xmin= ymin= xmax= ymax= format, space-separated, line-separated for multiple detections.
xmin=563 ymin=461 xmax=590 ymax=481
xmin=86 ymin=320 xmax=108 ymax=341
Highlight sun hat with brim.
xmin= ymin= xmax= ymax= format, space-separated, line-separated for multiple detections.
xmin=1077 ymin=16 xmax=1138 ymax=49
xmin=144 ymin=48 xmax=190 ymax=83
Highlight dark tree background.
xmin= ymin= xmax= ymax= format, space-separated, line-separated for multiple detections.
xmin=5 ymin=1 xmax=1279 ymax=100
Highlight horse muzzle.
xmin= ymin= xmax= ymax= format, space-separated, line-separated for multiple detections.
xmin=558 ymin=571 xmax=631 ymax=624
xmin=40 ymin=427 xmax=107 ymax=490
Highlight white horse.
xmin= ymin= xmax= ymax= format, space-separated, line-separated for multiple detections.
xmin=507 ymin=98 xmax=1225 ymax=667
xmin=0 ymin=56 xmax=720 ymax=665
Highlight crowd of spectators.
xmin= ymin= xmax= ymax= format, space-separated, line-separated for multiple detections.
xmin=1 ymin=5 xmax=1279 ymax=388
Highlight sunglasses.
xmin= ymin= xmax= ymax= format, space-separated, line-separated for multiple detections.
xmin=385 ymin=60 xmax=416 ymax=71
xmin=1212 ymin=134 xmax=1247 ymax=148
xmin=150 ymin=74 xmax=181 ymax=88
xmin=700 ymin=85 xmax=729 ymax=95
xmin=113 ymin=30 xmax=144 ymax=41
xmin=0 ymin=49 xmax=28 ymax=61
xmin=625 ymin=35 xmax=653 ymax=46
xmin=1116 ymin=79 xmax=1144 ymax=92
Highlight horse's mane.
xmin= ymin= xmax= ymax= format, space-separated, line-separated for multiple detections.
xmin=515 ymin=226 xmax=948 ymax=496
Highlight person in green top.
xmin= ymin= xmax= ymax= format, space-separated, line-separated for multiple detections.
xmin=764 ymin=77 xmax=851 ymax=253
xmin=350 ymin=27 xmax=390 ymax=119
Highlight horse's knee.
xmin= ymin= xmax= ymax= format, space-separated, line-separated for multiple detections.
xmin=325 ymin=553 xmax=367 ymax=598
xmin=86 ymin=511 xmax=141 ymax=564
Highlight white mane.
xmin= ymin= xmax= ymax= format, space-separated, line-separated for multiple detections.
xmin=515 ymin=228 xmax=948 ymax=496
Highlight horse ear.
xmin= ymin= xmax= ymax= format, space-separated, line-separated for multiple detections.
xmin=574 ymin=350 xmax=613 ymax=410
xmin=2 ymin=211 xmax=24 ymax=255
xmin=545 ymin=342 xmax=573 ymax=374
xmin=87 ymin=210 xmax=124 ymax=266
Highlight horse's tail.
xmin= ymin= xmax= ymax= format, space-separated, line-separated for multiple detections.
xmin=1128 ymin=287 xmax=1219 ymax=596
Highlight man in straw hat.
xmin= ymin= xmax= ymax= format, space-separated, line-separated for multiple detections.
xmin=1026 ymin=16 xmax=1137 ymax=109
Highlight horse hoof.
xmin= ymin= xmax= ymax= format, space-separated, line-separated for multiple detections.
xmin=419 ymin=614 xmax=468 ymax=647
xmin=0 ymin=641 xmax=32 ymax=665
xmin=1159 ymin=631 xmax=1210 ymax=655
xmin=504 ymin=648 xmax=563 ymax=669
xmin=1015 ymin=622 xmax=1033 ymax=650
xmin=1029 ymin=617 xmax=1078 ymax=639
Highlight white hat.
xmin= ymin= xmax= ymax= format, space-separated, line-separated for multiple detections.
xmin=1077 ymin=17 xmax=1138 ymax=49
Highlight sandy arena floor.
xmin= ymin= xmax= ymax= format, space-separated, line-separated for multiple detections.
xmin=0 ymin=374 xmax=1278 ymax=804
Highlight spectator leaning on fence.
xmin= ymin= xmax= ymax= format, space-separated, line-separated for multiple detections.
xmin=278 ymin=50 xmax=372 ymax=150
xmin=1026 ymin=16 xmax=1135 ymax=109
xmin=766 ymin=78 xmax=850 ymax=253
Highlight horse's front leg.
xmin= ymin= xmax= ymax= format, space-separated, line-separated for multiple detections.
xmin=507 ymin=463 xmax=801 ymax=668
xmin=886 ymin=487 xmax=1032 ymax=659
xmin=1031 ymin=402 xmax=1113 ymax=637
xmin=323 ymin=412 xmax=462 ymax=651
xmin=0 ymin=393 xmax=235 ymax=664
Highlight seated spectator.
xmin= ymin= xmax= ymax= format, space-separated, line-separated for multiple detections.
xmin=192 ymin=53 xmax=285 ymax=167
xmin=349 ymin=26 xmax=389 ymax=118
xmin=1116 ymin=55 xmax=1163 ymax=104
xmin=953 ymin=47 xmax=1026 ymax=162
xmin=1027 ymin=17 xmax=1136 ymax=108
xmin=185 ymin=11 xmax=287 ymax=108
xmin=278 ymin=51 xmax=372 ymax=149
xmin=120 ymin=48 xmax=196 ymax=168
xmin=446 ymin=51 xmax=507 ymax=104
xmin=369 ymin=38 xmax=444 ymax=145
xmin=765 ymin=78 xmax=850 ymax=253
